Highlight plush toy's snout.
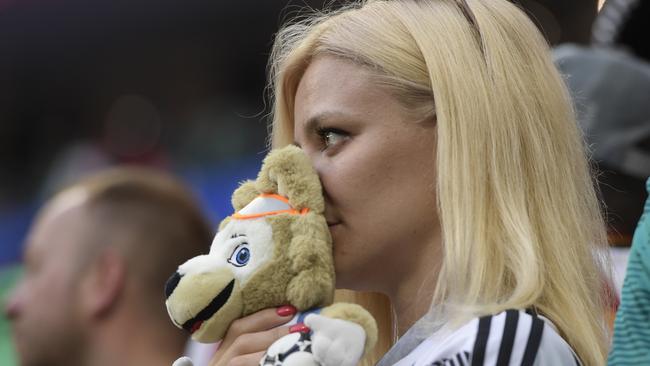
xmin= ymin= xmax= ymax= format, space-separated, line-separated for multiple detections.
xmin=165 ymin=272 xmax=182 ymax=299
xmin=165 ymin=259 xmax=244 ymax=342
xmin=164 ymin=272 xmax=236 ymax=334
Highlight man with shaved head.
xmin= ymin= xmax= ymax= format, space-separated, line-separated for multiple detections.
xmin=4 ymin=168 xmax=213 ymax=366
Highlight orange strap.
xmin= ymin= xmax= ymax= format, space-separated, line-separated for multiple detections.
xmin=232 ymin=193 xmax=310 ymax=220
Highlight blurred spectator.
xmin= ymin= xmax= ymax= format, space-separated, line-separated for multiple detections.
xmin=41 ymin=94 xmax=169 ymax=199
xmin=609 ymin=178 xmax=650 ymax=364
xmin=553 ymin=0 xmax=650 ymax=333
xmin=554 ymin=44 xmax=650 ymax=245
xmin=592 ymin=0 xmax=650 ymax=62
xmin=3 ymin=167 xmax=213 ymax=366
xmin=554 ymin=0 xmax=650 ymax=242
xmin=585 ymin=3 xmax=650 ymax=361
xmin=0 ymin=266 xmax=21 ymax=365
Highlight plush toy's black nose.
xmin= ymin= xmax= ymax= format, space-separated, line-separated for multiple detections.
xmin=165 ymin=272 xmax=182 ymax=299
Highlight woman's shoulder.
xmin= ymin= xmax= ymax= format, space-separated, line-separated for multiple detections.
xmin=396 ymin=309 xmax=580 ymax=366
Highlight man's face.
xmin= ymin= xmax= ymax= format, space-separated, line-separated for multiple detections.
xmin=4 ymin=191 xmax=90 ymax=366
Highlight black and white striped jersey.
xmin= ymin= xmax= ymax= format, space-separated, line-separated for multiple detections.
xmin=392 ymin=309 xmax=580 ymax=366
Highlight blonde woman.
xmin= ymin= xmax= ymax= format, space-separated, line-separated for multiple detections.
xmin=208 ymin=0 xmax=610 ymax=365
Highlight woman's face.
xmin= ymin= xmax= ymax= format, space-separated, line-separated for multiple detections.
xmin=293 ymin=56 xmax=441 ymax=293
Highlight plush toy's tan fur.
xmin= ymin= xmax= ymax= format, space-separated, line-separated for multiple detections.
xmin=241 ymin=213 xmax=334 ymax=313
xmin=231 ymin=181 xmax=258 ymax=212
xmin=237 ymin=146 xmax=334 ymax=314
xmin=255 ymin=148 xmax=324 ymax=213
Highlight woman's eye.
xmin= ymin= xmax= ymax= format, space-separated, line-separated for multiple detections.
xmin=227 ymin=244 xmax=250 ymax=267
xmin=317 ymin=128 xmax=349 ymax=150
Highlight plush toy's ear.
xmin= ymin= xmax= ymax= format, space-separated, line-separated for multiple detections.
xmin=256 ymin=145 xmax=324 ymax=213
xmin=217 ymin=217 xmax=231 ymax=231
xmin=231 ymin=180 xmax=259 ymax=212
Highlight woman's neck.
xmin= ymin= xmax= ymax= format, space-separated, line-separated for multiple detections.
xmin=388 ymin=235 xmax=442 ymax=336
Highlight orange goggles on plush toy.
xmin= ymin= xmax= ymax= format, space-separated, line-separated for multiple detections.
xmin=232 ymin=194 xmax=309 ymax=220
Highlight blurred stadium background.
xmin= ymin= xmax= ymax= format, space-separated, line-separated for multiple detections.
xmin=0 ymin=0 xmax=621 ymax=363
xmin=0 ymin=0 xmax=605 ymax=264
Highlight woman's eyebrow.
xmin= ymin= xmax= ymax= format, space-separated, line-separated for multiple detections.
xmin=304 ymin=111 xmax=352 ymax=131
xmin=303 ymin=113 xmax=327 ymax=133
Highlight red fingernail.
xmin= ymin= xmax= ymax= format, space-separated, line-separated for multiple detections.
xmin=276 ymin=305 xmax=297 ymax=317
xmin=289 ymin=323 xmax=311 ymax=333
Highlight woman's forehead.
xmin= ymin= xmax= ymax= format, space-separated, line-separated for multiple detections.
xmin=293 ymin=57 xmax=392 ymax=123
xmin=296 ymin=56 xmax=372 ymax=93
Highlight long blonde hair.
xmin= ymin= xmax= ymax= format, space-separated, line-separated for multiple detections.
xmin=267 ymin=1 xmax=610 ymax=365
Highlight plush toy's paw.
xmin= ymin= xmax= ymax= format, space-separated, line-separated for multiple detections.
xmin=260 ymin=332 xmax=319 ymax=366
xmin=172 ymin=356 xmax=194 ymax=366
xmin=305 ymin=314 xmax=366 ymax=366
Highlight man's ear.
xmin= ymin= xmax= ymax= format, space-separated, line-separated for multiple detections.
xmin=79 ymin=247 xmax=127 ymax=319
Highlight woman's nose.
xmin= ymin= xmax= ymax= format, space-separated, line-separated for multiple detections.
xmin=300 ymin=148 xmax=323 ymax=175
xmin=300 ymin=149 xmax=329 ymax=192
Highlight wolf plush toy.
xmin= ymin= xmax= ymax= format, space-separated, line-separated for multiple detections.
xmin=165 ymin=146 xmax=377 ymax=366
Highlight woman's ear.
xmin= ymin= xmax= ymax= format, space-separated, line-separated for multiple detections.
xmin=79 ymin=248 xmax=126 ymax=319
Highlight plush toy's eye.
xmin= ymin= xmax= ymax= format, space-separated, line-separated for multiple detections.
xmin=228 ymin=244 xmax=251 ymax=267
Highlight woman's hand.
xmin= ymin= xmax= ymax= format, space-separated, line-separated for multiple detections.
xmin=209 ymin=305 xmax=297 ymax=366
